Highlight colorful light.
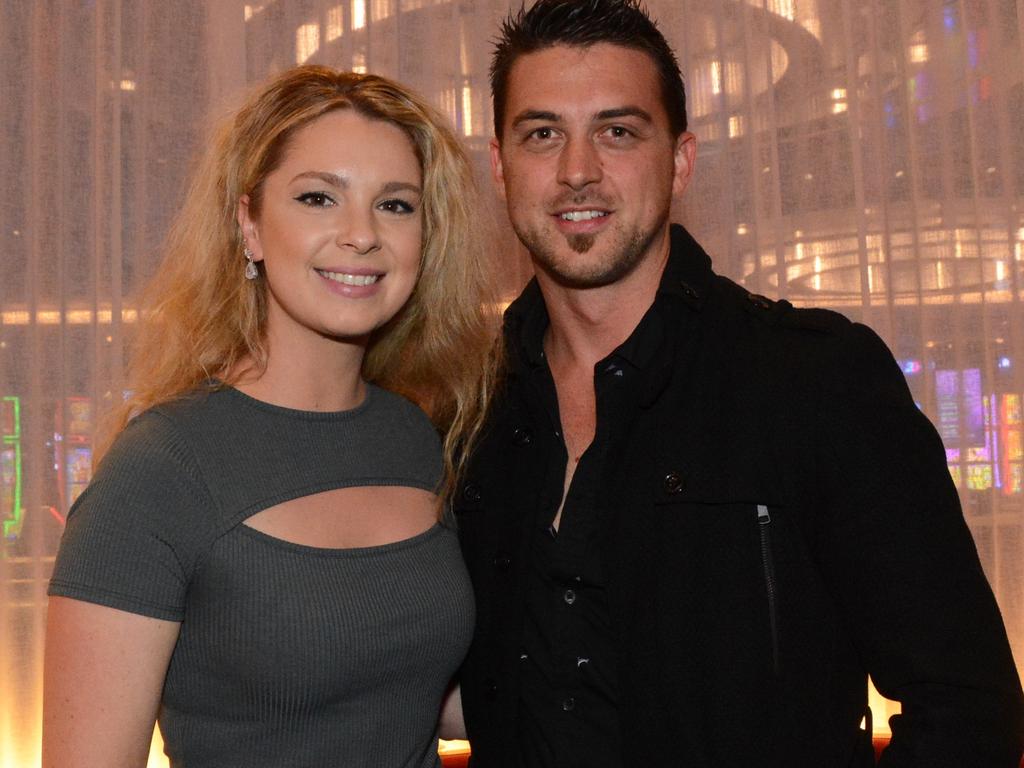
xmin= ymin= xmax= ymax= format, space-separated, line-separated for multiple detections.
xmin=901 ymin=359 xmax=923 ymax=375
xmin=1 ymin=396 xmax=22 ymax=540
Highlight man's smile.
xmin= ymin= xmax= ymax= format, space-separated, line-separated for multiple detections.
xmin=558 ymin=210 xmax=609 ymax=222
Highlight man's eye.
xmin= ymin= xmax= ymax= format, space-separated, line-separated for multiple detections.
xmin=530 ymin=127 xmax=555 ymax=140
xmin=379 ymin=198 xmax=416 ymax=214
xmin=295 ymin=191 xmax=335 ymax=207
xmin=607 ymin=126 xmax=632 ymax=139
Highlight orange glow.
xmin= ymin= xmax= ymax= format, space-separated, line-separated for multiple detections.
xmin=868 ymin=679 xmax=901 ymax=735
xmin=0 ymin=307 xmax=138 ymax=326
xmin=0 ymin=726 xmax=471 ymax=767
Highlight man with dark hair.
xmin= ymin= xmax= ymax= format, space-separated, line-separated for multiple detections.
xmin=489 ymin=0 xmax=688 ymax=139
xmin=454 ymin=0 xmax=1024 ymax=766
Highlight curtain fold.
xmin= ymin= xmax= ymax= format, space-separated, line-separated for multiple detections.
xmin=1 ymin=2 xmax=1021 ymax=764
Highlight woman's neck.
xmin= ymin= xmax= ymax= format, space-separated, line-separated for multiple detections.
xmin=232 ymin=326 xmax=369 ymax=412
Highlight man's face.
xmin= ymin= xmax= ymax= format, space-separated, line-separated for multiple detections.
xmin=491 ymin=43 xmax=695 ymax=289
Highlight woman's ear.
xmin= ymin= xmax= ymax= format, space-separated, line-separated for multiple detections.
xmin=236 ymin=194 xmax=263 ymax=262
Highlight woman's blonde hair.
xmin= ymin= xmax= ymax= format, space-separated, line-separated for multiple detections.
xmin=106 ymin=65 xmax=501 ymax=500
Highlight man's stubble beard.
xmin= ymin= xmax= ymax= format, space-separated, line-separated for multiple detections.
xmin=514 ymin=208 xmax=669 ymax=290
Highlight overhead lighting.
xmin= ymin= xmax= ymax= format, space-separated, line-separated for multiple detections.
xmin=0 ymin=308 xmax=138 ymax=326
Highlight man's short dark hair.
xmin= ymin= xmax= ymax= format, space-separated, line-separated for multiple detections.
xmin=490 ymin=0 xmax=687 ymax=139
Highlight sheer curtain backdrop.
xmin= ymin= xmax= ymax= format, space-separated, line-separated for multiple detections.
xmin=1 ymin=1 xmax=1023 ymax=765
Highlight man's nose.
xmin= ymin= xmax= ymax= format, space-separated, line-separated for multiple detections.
xmin=556 ymin=136 xmax=602 ymax=191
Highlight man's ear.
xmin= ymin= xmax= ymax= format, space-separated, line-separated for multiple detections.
xmin=236 ymin=195 xmax=263 ymax=262
xmin=671 ymin=131 xmax=697 ymax=198
xmin=489 ymin=138 xmax=508 ymax=201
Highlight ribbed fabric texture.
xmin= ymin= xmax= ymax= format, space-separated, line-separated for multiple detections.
xmin=48 ymin=385 xmax=474 ymax=767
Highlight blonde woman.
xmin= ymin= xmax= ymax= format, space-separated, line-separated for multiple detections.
xmin=43 ymin=66 xmax=497 ymax=768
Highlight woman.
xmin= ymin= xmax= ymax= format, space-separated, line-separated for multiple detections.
xmin=43 ymin=66 xmax=497 ymax=768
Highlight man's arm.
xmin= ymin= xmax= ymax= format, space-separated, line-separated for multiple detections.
xmin=816 ymin=322 xmax=1023 ymax=766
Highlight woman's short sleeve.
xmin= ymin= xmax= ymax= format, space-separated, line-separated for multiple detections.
xmin=48 ymin=412 xmax=214 ymax=621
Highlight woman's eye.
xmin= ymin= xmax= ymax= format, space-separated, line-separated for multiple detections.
xmin=295 ymin=191 xmax=335 ymax=207
xmin=379 ymin=199 xmax=415 ymax=214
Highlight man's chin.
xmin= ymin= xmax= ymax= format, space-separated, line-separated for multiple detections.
xmin=538 ymin=253 xmax=643 ymax=290
xmin=514 ymin=221 xmax=654 ymax=289
xmin=567 ymin=233 xmax=596 ymax=254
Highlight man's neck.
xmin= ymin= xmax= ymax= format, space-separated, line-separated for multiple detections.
xmin=536 ymin=238 xmax=670 ymax=373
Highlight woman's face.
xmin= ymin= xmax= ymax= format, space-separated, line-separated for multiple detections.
xmin=238 ymin=108 xmax=423 ymax=350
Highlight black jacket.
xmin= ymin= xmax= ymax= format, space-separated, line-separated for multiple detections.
xmin=456 ymin=225 xmax=1023 ymax=767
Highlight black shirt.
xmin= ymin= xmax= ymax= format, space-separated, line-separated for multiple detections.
xmin=513 ymin=291 xmax=672 ymax=768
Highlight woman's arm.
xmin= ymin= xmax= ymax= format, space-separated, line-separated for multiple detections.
xmin=438 ymin=684 xmax=466 ymax=740
xmin=43 ymin=597 xmax=181 ymax=768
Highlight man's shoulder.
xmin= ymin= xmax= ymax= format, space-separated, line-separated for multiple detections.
xmin=663 ymin=224 xmax=854 ymax=341
xmin=708 ymin=273 xmax=852 ymax=338
xmin=705 ymin=274 xmax=907 ymax=399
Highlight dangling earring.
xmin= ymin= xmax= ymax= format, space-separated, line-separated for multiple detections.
xmin=243 ymin=247 xmax=258 ymax=280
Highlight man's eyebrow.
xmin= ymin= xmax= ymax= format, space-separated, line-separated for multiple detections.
xmin=510 ymin=106 xmax=654 ymax=130
xmin=595 ymin=106 xmax=653 ymax=122
xmin=510 ymin=110 xmax=561 ymax=129
xmin=290 ymin=170 xmax=348 ymax=187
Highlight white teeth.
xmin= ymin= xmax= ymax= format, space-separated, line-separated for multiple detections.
xmin=560 ymin=210 xmax=608 ymax=222
xmin=318 ymin=270 xmax=381 ymax=286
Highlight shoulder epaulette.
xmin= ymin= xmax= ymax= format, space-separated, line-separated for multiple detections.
xmin=773 ymin=304 xmax=851 ymax=334
xmin=716 ymin=276 xmax=848 ymax=333
xmin=717 ymin=278 xmax=791 ymax=324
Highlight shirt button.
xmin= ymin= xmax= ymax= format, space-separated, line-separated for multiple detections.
xmin=679 ymin=280 xmax=699 ymax=300
xmin=563 ymin=588 xmax=577 ymax=605
xmin=463 ymin=483 xmax=482 ymax=502
xmin=562 ymin=697 xmax=575 ymax=711
xmin=663 ymin=471 xmax=684 ymax=494
xmin=511 ymin=426 xmax=533 ymax=445
xmin=493 ymin=552 xmax=512 ymax=572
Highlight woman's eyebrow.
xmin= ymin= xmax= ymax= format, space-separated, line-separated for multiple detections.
xmin=290 ymin=170 xmax=348 ymax=187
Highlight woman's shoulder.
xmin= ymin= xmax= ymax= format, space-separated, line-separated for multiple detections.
xmin=367 ymin=385 xmax=437 ymax=430
xmin=89 ymin=405 xmax=211 ymax=515
xmin=356 ymin=385 xmax=443 ymax=487
xmin=364 ymin=385 xmax=442 ymax=457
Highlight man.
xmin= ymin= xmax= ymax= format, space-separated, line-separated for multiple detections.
xmin=454 ymin=1 xmax=1024 ymax=766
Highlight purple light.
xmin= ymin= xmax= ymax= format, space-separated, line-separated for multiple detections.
xmin=963 ymin=368 xmax=985 ymax=444
xmin=943 ymin=6 xmax=956 ymax=32
xmin=998 ymin=356 xmax=1011 ymax=369
xmin=884 ymin=100 xmax=897 ymax=129
xmin=901 ymin=359 xmax=923 ymax=375
xmin=967 ymin=31 xmax=979 ymax=68
xmin=936 ymin=370 xmax=959 ymax=442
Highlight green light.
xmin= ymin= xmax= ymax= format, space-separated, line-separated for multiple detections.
xmin=2 ymin=396 xmax=23 ymax=540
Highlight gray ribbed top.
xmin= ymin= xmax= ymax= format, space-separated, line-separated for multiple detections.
xmin=49 ymin=384 xmax=475 ymax=767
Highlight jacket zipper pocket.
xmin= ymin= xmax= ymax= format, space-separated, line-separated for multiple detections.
xmin=758 ymin=504 xmax=780 ymax=675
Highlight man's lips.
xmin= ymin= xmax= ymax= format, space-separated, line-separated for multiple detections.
xmin=556 ymin=209 xmax=610 ymax=222
xmin=551 ymin=207 xmax=613 ymax=235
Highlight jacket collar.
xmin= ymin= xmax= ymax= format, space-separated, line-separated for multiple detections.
xmin=659 ymin=223 xmax=714 ymax=311
xmin=503 ymin=223 xmax=715 ymax=373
